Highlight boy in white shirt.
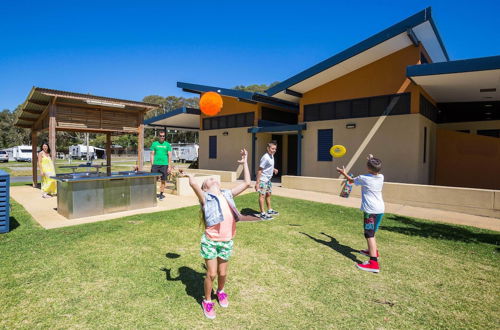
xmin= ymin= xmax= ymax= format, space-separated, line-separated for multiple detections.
xmin=337 ymin=154 xmax=384 ymax=273
xmin=255 ymin=142 xmax=279 ymax=220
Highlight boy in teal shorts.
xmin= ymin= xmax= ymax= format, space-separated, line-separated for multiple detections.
xmin=150 ymin=131 xmax=172 ymax=200
xmin=337 ymin=154 xmax=385 ymax=273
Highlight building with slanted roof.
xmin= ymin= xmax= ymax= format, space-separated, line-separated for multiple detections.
xmin=146 ymin=7 xmax=499 ymax=189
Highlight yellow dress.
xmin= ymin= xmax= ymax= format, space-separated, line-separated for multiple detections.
xmin=41 ymin=156 xmax=57 ymax=195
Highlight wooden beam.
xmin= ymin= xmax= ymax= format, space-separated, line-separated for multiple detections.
xmin=27 ymin=99 xmax=50 ymax=106
xmin=55 ymin=127 xmax=138 ymax=134
xmin=106 ymin=133 xmax=112 ymax=176
xmin=31 ymin=131 xmax=38 ymax=188
xmin=137 ymin=112 xmax=144 ymax=170
xmin=23 ymin=109 xmax=43 ymax=115
xmin=55 ymin=101 xmax=143 ymax=113
xmin=32 ymin=103 xmax=50 ymax=130
xmin=48 ymin=103 xmax=56 ymax=160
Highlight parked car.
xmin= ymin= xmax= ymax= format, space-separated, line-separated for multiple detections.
xmin=0 ymin=150 xmax=8 ymax=163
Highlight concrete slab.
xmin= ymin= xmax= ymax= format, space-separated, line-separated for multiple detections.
xmin=10 ymin=180 xmax=500 ymax=232
xmin=10 ymin=185 xmax=200 ymax=229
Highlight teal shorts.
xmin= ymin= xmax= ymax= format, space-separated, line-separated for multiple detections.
xmin=363 ymin=213 xmax=384 ymax=238
xmin=200 ymin=234 xmax=234 ymax=260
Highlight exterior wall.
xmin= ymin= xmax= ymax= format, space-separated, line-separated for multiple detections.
xmin=199 ymin=127 xmax=252 ymax=171
xmin=200 ymin=96 xmax=259 ymax=128
xmin=301 ymin=114 xmax=435 ymax=184
xmin=435 ymin=129 xmax=500 ymax=190
xmin=281 ymin=175 xmax=500 ymax=218
xmin=299 ymin=45 xmax=422 ymax=121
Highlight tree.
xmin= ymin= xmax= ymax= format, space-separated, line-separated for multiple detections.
xmin=233 ymin=81 xmax=280 ymax=93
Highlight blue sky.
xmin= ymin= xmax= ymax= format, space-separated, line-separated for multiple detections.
xmin=1 ymin=0 xmax=499 ymax=110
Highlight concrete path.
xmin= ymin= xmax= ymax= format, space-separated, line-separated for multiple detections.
xmin=9 ymin=182 xmax=500 ymax=232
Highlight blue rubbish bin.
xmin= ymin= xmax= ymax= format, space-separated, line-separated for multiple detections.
xmin=0 ymin=170 xmax=10 ymax=234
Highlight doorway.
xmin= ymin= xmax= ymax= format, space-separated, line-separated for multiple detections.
xmin=271 ymin=134 xmax=283 ymax=177
xmin=287 ymin=134 xmax=298 ymax=175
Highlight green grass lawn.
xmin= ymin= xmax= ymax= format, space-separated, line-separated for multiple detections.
xmin=0 ymin=160 xmax=186 ymax=177
xmin=1 ymin=194 xmax=499 ymax=328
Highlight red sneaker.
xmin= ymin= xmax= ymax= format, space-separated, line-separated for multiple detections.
xmin=359 ymin=249 xmax=380 ymax=258
xmin=356 ymin=260 xmax=380 ymax=273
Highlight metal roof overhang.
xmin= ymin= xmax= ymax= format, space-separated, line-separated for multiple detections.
xmin=266 ymin=7 xmax=449 ymax=103
xmin=407 ymin=56 xmax=500 ymax=102
xmin=177 ymin=82 xmax=299 ymax=112
xmin=144 ymin=107 xmax=201 ymax=131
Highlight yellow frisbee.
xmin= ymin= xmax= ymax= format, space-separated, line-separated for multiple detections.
xmin=330 ymin=145 xmax=347 ymax=158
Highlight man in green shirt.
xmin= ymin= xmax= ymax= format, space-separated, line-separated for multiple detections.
xmin=150 ymin=131 xmax=172 ymax=200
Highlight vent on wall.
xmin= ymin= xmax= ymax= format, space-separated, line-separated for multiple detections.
xmin=479 ymin=88 xmax=496 ymax=93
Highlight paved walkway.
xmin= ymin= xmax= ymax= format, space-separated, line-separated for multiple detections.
xmin=10 ymin=182 xmax=500 ymax=231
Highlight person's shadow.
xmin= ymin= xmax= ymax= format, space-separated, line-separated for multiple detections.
xmin=161 ymin=253 xmax=206 ymax=304
xmin=300 ymin=232 xmax=362 ymax=263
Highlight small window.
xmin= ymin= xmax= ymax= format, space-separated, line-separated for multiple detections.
xmin=245 ymin=112 xmax=254 ymax=126
xmin=390 ymin=93 xmax=411 ymax=115
xmin=477 ymin=129 xmax=500 ymax=138
xmin=319 ymin=103 xmax=335 ymax=120
xmin=336 ymin=101 xmax=350 ymax=119
xmin=370 ymin=96 xmax=388 ymax=116
xmin=317 ymin=129 xmax=333 ymax=161
xmin=203 ymin=118 xmax=211 ymax=130
xmin=209 ymin=136 xmax=217 ymax=159
xmin=352 ymin=99 xmax=369 ymax=118
xmin=304 ymin=104 xmax=320 ymax=121
xmin=227 ymin=115 xmax=236 ymax=128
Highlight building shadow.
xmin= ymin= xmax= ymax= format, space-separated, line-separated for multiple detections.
xmin=300 ymin=232 xmax=362 ymax=263
xmin=161 ymin=253 xmax=206 ymax=304
xmin=380 ymin=215 xmax=500 ymax=247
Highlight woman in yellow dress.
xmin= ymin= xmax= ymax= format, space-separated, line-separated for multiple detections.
xmin=38 ymin=143 xmax=57 ymax=198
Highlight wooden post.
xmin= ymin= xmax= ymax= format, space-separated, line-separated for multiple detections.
xmin=48 ymin=103 xmax=57 ymax=160
xmin=106 ymin=133 xmax=112 ymax=176
xmin=137 ymin=112 xmax=144 ymax=170
xmin=31 ymin=131 xmax=38 ymax=187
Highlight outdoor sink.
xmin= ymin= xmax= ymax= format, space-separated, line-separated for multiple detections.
xmin=118 ymin=171 xmax=147 ymax=176
xmin=55 ymin=172 xmax=102 ymax=180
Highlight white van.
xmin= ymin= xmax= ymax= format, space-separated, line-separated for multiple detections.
xmin=12 ymin=145 xmax=34 ymax=162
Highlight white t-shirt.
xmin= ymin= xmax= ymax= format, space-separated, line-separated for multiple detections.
xmin=259 ymin=153 xmax=274 ymax=183
xmin=353 ymin=174 xmax=385 ymax=214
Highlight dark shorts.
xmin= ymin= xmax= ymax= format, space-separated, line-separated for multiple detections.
xmin=363 ymin=213 xmax=384 ymax=238
xmin=151 ymin=165 xmax=168 ymax=181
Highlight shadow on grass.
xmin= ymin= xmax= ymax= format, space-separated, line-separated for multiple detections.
xmin=8 ymin=216 xmax=20 ymax=231
xmin=300 ymin=232 xmax=362 ymax=263
xmin=161 ymin=253 xmax=206 ymax=304
xmin=381 ymin=215 xmax=500 ymax=246
xmin=240 ymin=208 xmax=260 ymax=216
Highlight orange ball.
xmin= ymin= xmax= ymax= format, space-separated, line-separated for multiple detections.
xmin=199 ymin=92 xmax=223 ymax=116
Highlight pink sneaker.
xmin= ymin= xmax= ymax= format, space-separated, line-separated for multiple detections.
xmin=202 ymin=300 xmax=216 ymax=319
xmin=216 ymin=290 xmax=229 ymax=308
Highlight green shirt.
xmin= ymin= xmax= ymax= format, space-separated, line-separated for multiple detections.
xmin=150 ymin=141 xmax=172 ymax=165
